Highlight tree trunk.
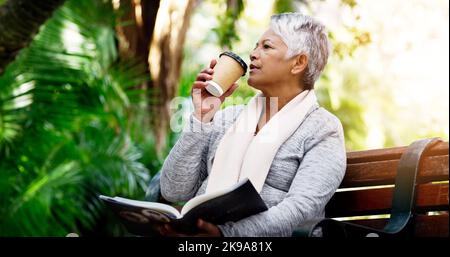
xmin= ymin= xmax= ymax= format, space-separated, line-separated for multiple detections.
xmin=114 ymin=0 xmax=160 ymax=150
xmin=0 ymin=0 xmax=66 ymax=75
xmin=115 ymin=0 xmax=160 ymax=71
xmin=115 ymin=0 xmax=197 ymax=153
xmin=149 ymin=0 xmax=197 ymax=153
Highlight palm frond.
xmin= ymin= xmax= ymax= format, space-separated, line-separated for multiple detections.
xmin=0 ymin=161 xmax=84 ymax=236
xmin=0 ymin=0 xmax=154 ymax=236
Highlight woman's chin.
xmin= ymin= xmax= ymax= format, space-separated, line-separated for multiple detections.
xmin=247 ymin=76 xmax=258 ymax=87
xmin=247 ymin=77 xmax=264 ymax=91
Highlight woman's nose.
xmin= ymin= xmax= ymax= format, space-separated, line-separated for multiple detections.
xmin=250 ymin=50 xmax=257 ymax=61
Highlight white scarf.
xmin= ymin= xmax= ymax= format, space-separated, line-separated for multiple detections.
xmin=205 ymin=89 xmax=318 ymax=194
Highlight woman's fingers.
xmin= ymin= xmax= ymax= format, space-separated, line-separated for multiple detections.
xmin=196 ymin=72 xmax=213 ymax=82
xmin=219 ymin=83 xmax=239 ymax=101
xmin=225 ymin=83 xmax=239 ymax=96
xmin=194 ymin=219 xmax=221 ymax=237
xmin=192 ymin=81 xmax=207 ymax=89
xmin=201 ymin=97 xmax=221 ymax=114
xmin=197 ymin=219 xmax=214 ymax=233
xmin=209 ymin=59 xmax=217 ymax=69
xmin=190 ymin=59 xmax=222 ymax=121
xmin=201 ymin=68 xmax=214 ymax=75
xmin=194 ymin=82 xmax=239 ymax=104
xmin=198 ymin=59 xmax=216 ymax=78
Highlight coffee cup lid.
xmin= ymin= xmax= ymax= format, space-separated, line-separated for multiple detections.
xmin=219 ymin=51 xmax=248 ymax=76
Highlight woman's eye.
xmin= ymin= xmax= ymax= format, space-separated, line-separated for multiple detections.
xmin=263 ymin=44 xmax=271 ymax=49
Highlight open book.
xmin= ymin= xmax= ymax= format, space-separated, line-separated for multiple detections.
xmin=99 ymin=178 xmax=268 ymax=236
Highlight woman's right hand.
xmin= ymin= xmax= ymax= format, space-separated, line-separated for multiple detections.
xmin=191 ymin=59 xmax=239 ymax=123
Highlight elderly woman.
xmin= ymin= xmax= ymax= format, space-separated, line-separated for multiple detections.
xmin=159 ymin=12 xmax=346 ymax=237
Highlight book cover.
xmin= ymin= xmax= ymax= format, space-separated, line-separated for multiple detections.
xmin=99 ymin=178 xmax=268 ymax=236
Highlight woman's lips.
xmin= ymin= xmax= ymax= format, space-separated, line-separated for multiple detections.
xmin=249 ymin=64 xmax=260 ymax=73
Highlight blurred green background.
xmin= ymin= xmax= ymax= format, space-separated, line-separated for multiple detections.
xmin=0 ymin=0 xmax=448 ymax=236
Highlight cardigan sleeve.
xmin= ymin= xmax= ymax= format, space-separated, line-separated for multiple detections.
xmin=159 ymin=114 xmax=214 ymax=202
xmin=159 ymin=105 xmax=243 ymax=203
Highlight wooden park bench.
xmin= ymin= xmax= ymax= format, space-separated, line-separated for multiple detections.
xmin=146 ymin=137 xmax=449 ymax=237
xmin=293 ymin=137 xmax=448 ymax=237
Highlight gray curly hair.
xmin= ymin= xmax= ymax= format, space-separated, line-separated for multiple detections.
xmin=270 ymin=13 xmax=331 ymax=89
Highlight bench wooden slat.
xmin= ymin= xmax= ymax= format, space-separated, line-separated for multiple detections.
xmin=326 ymin=183 xmax=449 ymax=217
xmin=341 ymin=154 xmax=449 ymax=188
xmin=345 ymin=213 xmax=449 ymax=237
xmin=347 ymin=141 xmax=448 ymax=164
xmin=323 ymin=140 xmax=449 ymax=236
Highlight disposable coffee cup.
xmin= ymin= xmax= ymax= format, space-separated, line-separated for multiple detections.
xmin=205 ymin=51 xmax=248 ymax=97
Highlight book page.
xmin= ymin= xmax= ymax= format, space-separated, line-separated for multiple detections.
xmin=108 ymin=196 xmax=182 ymax=219
xmin=180 ymin=179 xmax=249 ymax=216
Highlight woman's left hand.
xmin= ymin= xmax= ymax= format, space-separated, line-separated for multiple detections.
xmin=160 ymin=219 xmax=222 ymax=237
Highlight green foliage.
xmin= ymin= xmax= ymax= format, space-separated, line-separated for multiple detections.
xmin=178 ymin=65 xmax=202 ymax=98
xmin=0 ymin=0 xmax=156 ymax=236
xmin=315 ymin=85 xmax=367 ymax=151
xmin=340 ymin=0 xmax=357 ymax=8
xmin=212 ymin=0 xmax=244 ymax=50
xmin=329 ymin=28 xmax=372 ymax=59
xmin=273 ymin=0 xmax=296 ymax=13
xmin=221 ymin=78 xmax=256 ymax=109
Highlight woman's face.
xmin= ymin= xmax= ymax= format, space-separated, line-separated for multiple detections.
xmin=247 ymin=29 xmax=293 ymax=90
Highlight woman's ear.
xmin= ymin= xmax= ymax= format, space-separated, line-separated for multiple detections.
xmin=291 ymin=54 xmax=308 ymax=75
